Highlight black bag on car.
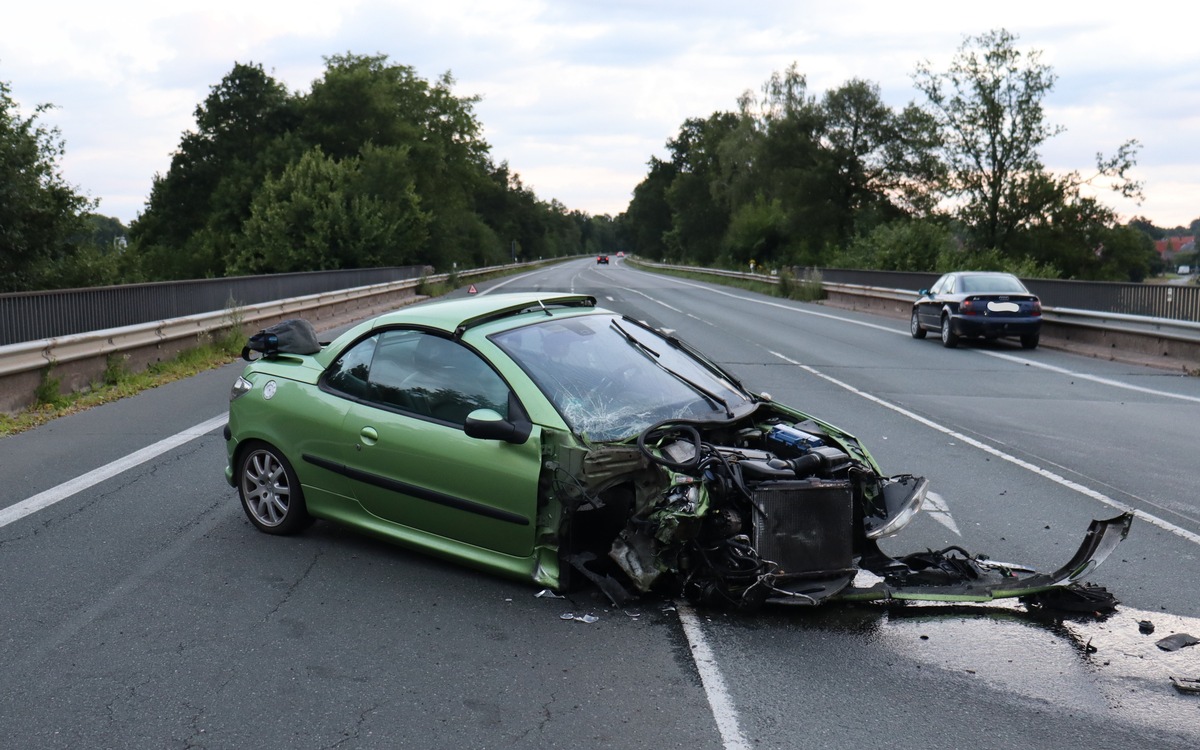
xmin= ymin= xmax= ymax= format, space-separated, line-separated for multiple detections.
xmin=241 ymin=318 xmax=321 ymax=361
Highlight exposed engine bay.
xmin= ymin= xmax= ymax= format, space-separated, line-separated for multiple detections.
xmin=553 ymin=405 xmax=1132 ymax=610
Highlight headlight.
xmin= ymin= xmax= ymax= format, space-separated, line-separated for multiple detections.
xmin=230 ymin=375 xmax=254 ymax=402
xmin=864 ymin=476 xmax=928 ymax=539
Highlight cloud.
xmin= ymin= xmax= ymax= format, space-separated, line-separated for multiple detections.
xmin=1 ymin=0 xmax=1195 ymax=226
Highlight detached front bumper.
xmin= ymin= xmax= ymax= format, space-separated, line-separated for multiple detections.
xmin=763 ymin=513 xmax=1134 ymax=607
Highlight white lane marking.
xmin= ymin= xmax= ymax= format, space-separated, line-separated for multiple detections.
xmin=922 ymin=491 xmax=961 ymax=536
xmin=675 ymin=601 xmax=752 ymax=750
xmin=0 ymin=415 xmax=227 ymax=529
xmin=637 ymin=274 xmax=898 ymax=333
xmin=978 ymin=350 xmax=1200 ymax=404
xmin=768 ymin=351 xmax=1200 ymax=546
xmin=644 ymin=273 xmax=1200 ymax=404
xmin=615 ymin=285 xmax=702 ymax=319
xmin=475 ymin=267 xmax=555 ymax=295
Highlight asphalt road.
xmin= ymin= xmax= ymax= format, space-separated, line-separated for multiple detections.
xmin=2 ymin=257 xmax=1199 ymax=749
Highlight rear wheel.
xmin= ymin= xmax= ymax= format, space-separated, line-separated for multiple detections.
xmin=910 ymin=309 xmax=927 ymax=339
xmin=940 ymin=315 xmax=958 ymax=348
xmin=237 ymin=442 xmax=312 ymax=534
xmin=1020 ymin=333 xmax=1040 ymax=349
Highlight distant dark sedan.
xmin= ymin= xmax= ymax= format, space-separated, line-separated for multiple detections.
xmin=911 ymin=271 xmax=1042 ymax=349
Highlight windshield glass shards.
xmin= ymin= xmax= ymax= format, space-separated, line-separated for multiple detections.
xmin=491 ymin=314 xmax=752 ymax=441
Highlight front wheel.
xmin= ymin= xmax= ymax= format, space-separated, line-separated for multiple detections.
xmin=940 ymin=316 xmax=958 ymax=348
xmin=237 ymin=442 xmax=312 ymax=534
xmin=1020 ymin=333 xmax=1040 ymax=349
xmin=910 ymin=309 xmax=927 ymax=339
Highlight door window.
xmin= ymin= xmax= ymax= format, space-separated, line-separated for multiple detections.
xmin=327 ymin=330 xmax=510 ymax=424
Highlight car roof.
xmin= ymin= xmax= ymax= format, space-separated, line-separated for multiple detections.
xmin=366 ymin=292 xmax=599 ymax=336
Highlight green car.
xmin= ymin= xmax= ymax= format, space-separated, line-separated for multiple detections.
xmin=224 ymin=293 xmax=1131 ymax=608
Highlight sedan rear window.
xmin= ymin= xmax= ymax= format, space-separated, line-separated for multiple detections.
xmin=959 ymin=274 xmax=1029 ymax=294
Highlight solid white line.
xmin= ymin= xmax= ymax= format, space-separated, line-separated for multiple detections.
xmin=617 ymin=285 xmax=688 ymax=315
xmin=0 ymin=415 xmax=227 ymax=529
xmin=675 ymin=601 xmax=752 ymax=750
xmin=475 ymin=268 xmax=547 ymax=294
xmin=978 ymin=350 xmax=1200 ymax=404
xmin=768 ymin=351 xmax=1200 ymax=546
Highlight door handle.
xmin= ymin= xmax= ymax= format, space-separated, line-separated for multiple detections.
xmin=359 ymin=426 xmax=379 ymax=446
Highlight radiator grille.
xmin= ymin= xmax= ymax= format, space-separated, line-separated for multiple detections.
xmin=752 ymin=480 xmax=854 ymax=576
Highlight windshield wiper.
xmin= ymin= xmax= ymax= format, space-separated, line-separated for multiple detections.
xmin=621 ymin=315 xmax=748 ymax=393
xmin=610 ymin=320 xmax=733 ymax=418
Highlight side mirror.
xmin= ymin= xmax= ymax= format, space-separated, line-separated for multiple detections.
xmin=464 ymin=409 xmax=531 ymax=444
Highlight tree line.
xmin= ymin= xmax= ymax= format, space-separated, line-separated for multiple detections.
xmin=2 ymin=30 xmax=1196 ymax=294
xmin=1 ymin=54 xmax=619 ymax=293
xmin=617 ymin=29 xmax=1187 ymax=282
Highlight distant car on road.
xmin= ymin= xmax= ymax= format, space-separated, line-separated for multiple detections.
xmin=911 ymin=271 xmax=1042 ymax=349
xmin=597 ymin=255 xmax=609 ymax=264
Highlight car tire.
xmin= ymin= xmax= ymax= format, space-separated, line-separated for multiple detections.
xmin=910 ymin=309 xmax=927 ymax=339
xmin=236 ymin=442 xmax=312 ymax=535
xmin=1020 ymin=333 xmax=1040 ymax=349
xmin=940 ymin=315 xmax=958 ymax=348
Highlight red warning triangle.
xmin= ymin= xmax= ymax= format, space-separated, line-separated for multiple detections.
xmin=468 ymin=284 xmax=478 ymax=294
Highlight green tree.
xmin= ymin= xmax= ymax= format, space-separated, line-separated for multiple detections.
xmin=621 ymin=157 xmax=677 ymax=258
xmin=0 ymin=78 xmax=95 ymax=292
xmin=912 ymin=29 xmax=1140 ymax=256
xmin=660 ymin=114 xmax=739 ymax=264
xmin=230 ymin=146 xmax=429 ymax=274
xmin=130 ymin=62 xmax=297 ymax=279
xmin=301 ymin=55 xmax=491 ymax=266
xmin=820 ymin=79 xmax=943 ymax=225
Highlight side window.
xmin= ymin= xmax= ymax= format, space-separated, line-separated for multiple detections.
xmin=367 ymin=330 xmax=511 ymax=425
xmin=324 ymin=335 xmax=378 ymax=399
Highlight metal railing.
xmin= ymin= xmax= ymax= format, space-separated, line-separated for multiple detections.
xmin=0 ymin=266 xmax=429 ymax=346
xmin=5 ymin=264 xmax=1197 ymax=348
xmin=811 ymin=268 xmax=1200 ymax=322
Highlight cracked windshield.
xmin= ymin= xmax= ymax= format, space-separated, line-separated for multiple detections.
xmin=492 ymin=314 xmax=751 ymax=441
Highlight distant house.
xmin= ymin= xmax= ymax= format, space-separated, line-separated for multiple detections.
xmin=1155 ymin=236 xmax=1195 ymax=262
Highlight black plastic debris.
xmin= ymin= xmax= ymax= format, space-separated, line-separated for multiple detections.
xmin=1156 ymin=633 xmax=1200 ymax=652
xmin=564 ymin=552 xmax=635 ymax=607
xmin=241 ymin=318 xmax=321 ymax=360
xmin=1021 ymin=582 xmax=1120 ymax=615
xmin=1138 ymin=620 xmax=1155 ymax=635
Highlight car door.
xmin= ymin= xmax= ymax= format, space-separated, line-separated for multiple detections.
xmin=326 ymin=329 xmax=542 ymax=559
xmin=919 ymin=274 xmax=950 ymax=329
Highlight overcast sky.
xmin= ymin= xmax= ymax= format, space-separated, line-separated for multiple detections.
xmin=3 ymin=1 xmax=1197 ymax=229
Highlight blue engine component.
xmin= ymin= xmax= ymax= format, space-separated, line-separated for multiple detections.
xmin=767 ymin=424 xmax=825 ymax=453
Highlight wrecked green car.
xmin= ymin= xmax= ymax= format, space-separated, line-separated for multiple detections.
xmin=224 ymin=293 xmax=1131 ymax=608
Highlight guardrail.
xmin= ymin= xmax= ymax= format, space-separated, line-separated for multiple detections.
xmin=634 ymin=260 xmax=1200 ymax=372
xmin=0 ymin=264 xmax=512 ymax=414
xmin=4 ymin=258 xmax=1197 ymax=416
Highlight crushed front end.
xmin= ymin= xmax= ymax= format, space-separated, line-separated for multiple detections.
xmin=550 ymin=404 xmax=1131 ymax=610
